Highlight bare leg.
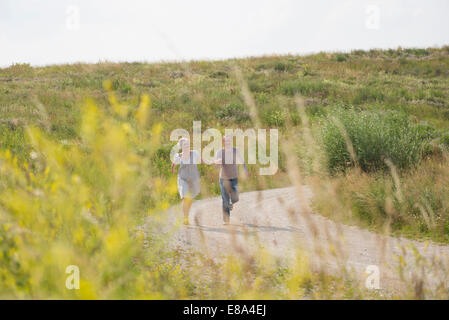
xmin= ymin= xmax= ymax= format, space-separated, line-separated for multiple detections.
xmin=182 ymin=197 xmax=193 ymax=225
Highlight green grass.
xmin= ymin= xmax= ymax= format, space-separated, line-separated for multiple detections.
xmin=1 ymin=47 xmax=449 ymax=299
xmin=1 ymin=46 xmax=449 ymax=239
xmin=319 ymin=107 xmax=435 ymax=173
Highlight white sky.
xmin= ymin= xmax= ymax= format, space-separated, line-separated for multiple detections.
xmin=1 ymin=0 xmax=448 ymax=67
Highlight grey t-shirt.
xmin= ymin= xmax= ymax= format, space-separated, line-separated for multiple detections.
xmin=174 ymin=150 xmax=200 ymax=181
xmin=215 ymin=148 xmax=242 ymax=179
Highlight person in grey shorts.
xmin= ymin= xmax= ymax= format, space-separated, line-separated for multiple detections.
xmin=214 ymin=135 xmax=249 ymax=225
xmin=172 ymin=138 xmax=203 ymax=225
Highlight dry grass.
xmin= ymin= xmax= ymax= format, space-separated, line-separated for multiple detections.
xmin=1 ymin=47 xmax=449 ymax=299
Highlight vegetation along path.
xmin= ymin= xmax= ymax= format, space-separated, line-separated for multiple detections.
xmin=162 ymin=186 xmax=449 ymax=293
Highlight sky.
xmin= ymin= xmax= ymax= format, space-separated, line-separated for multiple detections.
xmin=1 ymin=0 xmax=448 ymax=67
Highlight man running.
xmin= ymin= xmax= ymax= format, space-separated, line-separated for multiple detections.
xmin=214 ymin=135 xmax=249 ymax=225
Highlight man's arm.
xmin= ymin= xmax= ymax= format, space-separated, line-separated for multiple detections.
xmin=194 ymin=150 xmax=211 ymax=165
xmin=236 ymin=149 xmax=249 ymax=176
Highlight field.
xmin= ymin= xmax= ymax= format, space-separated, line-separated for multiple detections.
xmin=1 ymin=46 xmax=449 ymax=299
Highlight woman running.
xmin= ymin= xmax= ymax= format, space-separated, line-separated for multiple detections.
xmin=172 ymin=137 xmax=202 ymax=225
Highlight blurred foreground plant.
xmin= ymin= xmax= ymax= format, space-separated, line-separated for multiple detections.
xmin=0 ymin=86 xmax=184 ymax=298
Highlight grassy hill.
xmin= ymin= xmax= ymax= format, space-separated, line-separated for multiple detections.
xmin=2 ymin=47 xmax=449 ymax=145
xmin=1 ymin=46 xmax=449 ymax=299
xmin=1 ymin=47 xmax=449 ymax=241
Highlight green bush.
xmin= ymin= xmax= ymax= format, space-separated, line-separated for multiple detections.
xmin=403 ymin=48 xmax=430 ymax=57
xmin=264 ymin=109 xmax=285 ymax=127
xmin=352 ymin=87 xmax=385 ymax=104
xmin=440 ymin=133 xmax=449 ymax=149
xmin=152 ymin=144 xmax=174 ymax=178
xmin=248 ymin=73 xmax=275 ymax=93
xmin=334 ymin=53 xmax=348 ymax=62
xmin=280 ymin=79 xmax=333 ymax=98
xmin=274 ymin=62 xmax=287 ymax=72
xmin=216 ymin=103 xmax=251 ymax=123
xmin=112 ymin=78 xmax=132 ymax=94
xmin=319 ymin=108 xmax=432 ymax=173
xmin=209 ymin=71 xmax=228 ymax=78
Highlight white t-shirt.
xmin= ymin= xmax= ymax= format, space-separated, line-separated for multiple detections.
xmin=174 ymin=150 xmax=200 ymax=165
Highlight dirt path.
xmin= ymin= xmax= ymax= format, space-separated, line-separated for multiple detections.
xmin=163 ymin=186 xmax=449 ymax=292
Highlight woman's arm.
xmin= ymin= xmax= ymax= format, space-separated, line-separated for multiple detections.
xmin=172 ymin=153 xmax=181 ymax=173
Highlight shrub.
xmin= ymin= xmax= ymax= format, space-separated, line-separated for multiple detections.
xmin=334 ymin=53 xmax=348 ymax=62
xmin=216 ymin=103 xmax=251 ymax=123
xmin=352 ymin=87 xmax=385 ymax=104
xmin=319 ymin=108 xmax=432 ymax=173
xmin=440 ymin=133 xmax=449 ymax=149
xmin=209 ymin=71 xmax=228 ymax=78
xmin=403 ymin=48 xmax=430 ymax=57
xmin=280 ymin=79 xmax=333 ymax=98
xmin=351 ymin=49 xmax=366 ymax=56
xmin=152 ymin=144 xmax=174 ymax=178
xmin=248 ymin=74 xmax=275 ymax=93
xmin=264 ymin=109 xmax=285 ymax=127
xmin=112 ymin=78 xmax=132 ymax=94
xmin=302 ymin=64 xmax=312 ymax=76
xmin=274 ymin=62 xmax=287 ymax=72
